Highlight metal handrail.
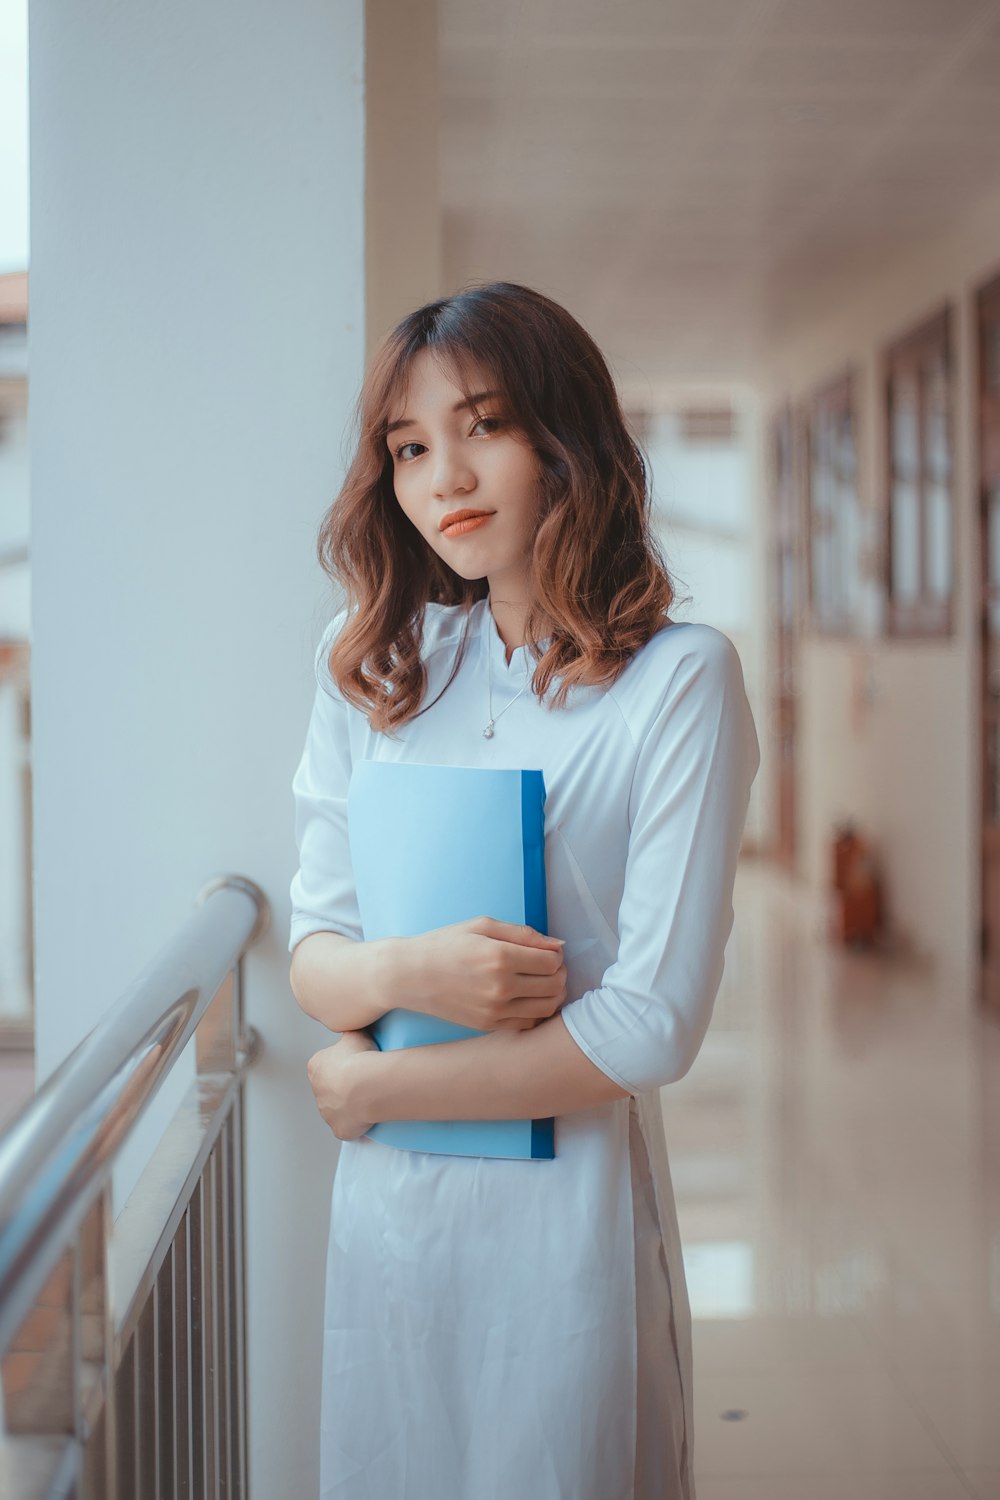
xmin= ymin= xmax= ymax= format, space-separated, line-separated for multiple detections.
xmin=0 ymin=872 xmax=269 ymax=1498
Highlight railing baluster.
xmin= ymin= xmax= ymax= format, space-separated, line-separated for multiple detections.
xmin=206 ymin=1146 xmax=219 ymax=1500
xmin=113 ymin=1327 xmax=135 ymax=1498
xmin=83 ymin=1401 xmax=107 ymax=1500
xmin=175 ymin=1206 xmax=192 ymax=1500
xmin=136 ymin=1295 xmax=156 ymax=1496
xmin=231 ymin=1087 xmax=248 ymax=1499
xmin=0 ymin=875 xmax=267 ymax=1500
xmin=215 ymin=1141 xmax=221 ymax=1498
xmin=152 ymin=1261 xmax=161 ymax=1500
xmin=156 ymin=1240 xmax=175 ymax=1500
xmin=190 ymin=1175 xmax=205 ymax=1500
xmin=218 ymin=1118 xmax=231 ymax=1498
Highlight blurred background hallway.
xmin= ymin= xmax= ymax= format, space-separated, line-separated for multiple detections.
xmin=673 ymin=860 xmax=1000 ymax=1496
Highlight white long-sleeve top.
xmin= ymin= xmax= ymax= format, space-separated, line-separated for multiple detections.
xmin=289 ymin=595 xmax=760 ymax=1500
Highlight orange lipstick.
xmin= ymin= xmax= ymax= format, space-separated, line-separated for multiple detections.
xmin=442 ymin=513 xmax=493 ymax=538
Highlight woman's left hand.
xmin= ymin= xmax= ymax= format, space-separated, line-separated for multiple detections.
xmin=307 ymin=1029 xmax=380 ymax=1141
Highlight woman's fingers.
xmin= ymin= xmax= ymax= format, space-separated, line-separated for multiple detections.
xmin=491 ymin=1011 xmax=559 ymax=1030
xmin=482 ymin=917 xmax=565 ymax=951
xmin=492 ymin=937 xmax=566 ymax=974
xmin=502 ymin=970 xmax=567 ymax=1000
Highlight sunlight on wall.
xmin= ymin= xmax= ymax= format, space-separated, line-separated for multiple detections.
xmin=641 ymin=406 xmax=754 ymax=637
xmin=0 ymin=0 xmax=28 ymax=274
xmin=683 ymin=1239 xmax=755 ymax=1319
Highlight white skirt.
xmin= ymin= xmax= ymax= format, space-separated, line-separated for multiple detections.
xmin=630 ymin=1096 xmax=692 ymax=1498
xmin=319 ymin=1094 xmax=693 ymax=1499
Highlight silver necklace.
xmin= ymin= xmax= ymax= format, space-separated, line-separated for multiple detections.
xmin=482 ymin=595 xmax=532 ymax=738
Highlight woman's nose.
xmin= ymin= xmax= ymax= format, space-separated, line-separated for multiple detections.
xmin=429 ymin=445 xmax=476 ymax=498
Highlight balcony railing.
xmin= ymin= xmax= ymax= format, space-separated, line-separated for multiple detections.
xmin=0 ymin=873 xmax=268 ymax=1499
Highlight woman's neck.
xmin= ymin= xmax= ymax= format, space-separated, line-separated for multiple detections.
xmin=487 ymin=591 xmax=537 ymax=661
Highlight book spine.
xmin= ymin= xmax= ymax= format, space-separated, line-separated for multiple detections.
xmin=521 ymin=769 xmax=548 ymax=936
xmin=522 ymin=769 xmax=555 ymax=1157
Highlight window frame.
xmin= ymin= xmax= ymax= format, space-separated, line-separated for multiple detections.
xmin=804 ymin=370 xmax=862 ymax=639
xmin=882 ymin=305 xmax=955 ymax=639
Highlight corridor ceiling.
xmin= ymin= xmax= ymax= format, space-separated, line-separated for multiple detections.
xmin=439 ymin=0 xmax=1000 ymax=382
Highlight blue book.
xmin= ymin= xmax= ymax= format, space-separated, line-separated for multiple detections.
xmin=346 ymin=761 xmax=555 ymax=1160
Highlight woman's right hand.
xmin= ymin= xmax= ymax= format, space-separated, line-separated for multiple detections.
xmin=406 ymin=916 xmax=568 ymax=1032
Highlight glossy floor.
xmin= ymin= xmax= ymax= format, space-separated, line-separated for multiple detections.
xmin=668 ymin=859 xmax=1000 ymax=1500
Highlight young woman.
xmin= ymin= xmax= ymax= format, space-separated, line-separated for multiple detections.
xmin=288 ymin=280 xmax=760 ymax=1500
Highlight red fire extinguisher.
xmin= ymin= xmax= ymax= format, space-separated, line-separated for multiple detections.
xmin=829 ymin=820 xmax=883 ymax=947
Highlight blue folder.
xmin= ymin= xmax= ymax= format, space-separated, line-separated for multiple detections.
xmin=345 ymin=760 xmax=555 ymax=1160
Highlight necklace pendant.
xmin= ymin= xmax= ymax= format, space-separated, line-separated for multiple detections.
xmin=482 ymin=722 xmax=495 ymax=739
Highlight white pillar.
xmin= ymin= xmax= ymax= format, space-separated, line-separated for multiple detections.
xmin=25 ymin=1 xmax=401 ymax=1492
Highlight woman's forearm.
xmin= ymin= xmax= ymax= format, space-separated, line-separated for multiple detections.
xmin=290 ymin=931 xmax=413 ymax=1033
xmin=353 ymin=1012 xmax=631 ymax=1123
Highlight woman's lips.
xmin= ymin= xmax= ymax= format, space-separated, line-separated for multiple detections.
xmin=442 ymin=513 xmax=493 ymax=537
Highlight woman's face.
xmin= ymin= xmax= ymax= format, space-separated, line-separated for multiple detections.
xmin=386 ymin=346 xmax=543 ymax=597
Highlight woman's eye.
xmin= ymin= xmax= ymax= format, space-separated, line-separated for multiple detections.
xmin=391 ymin=417 xmax=503 ymax=463
xmin=393 ymin=441 xmax=424 ymax=462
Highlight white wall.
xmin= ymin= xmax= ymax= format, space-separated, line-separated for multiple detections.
xmin=27 ymin=2 xmax=365 ymax=1492
xmin=0 ymin=0 xmax=29 ymax=274
xmin=758 ymin=183 xmax=1000 ymax=987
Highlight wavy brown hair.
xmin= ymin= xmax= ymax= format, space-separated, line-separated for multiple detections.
xmin=318 ymin=279 xmax=680 ymax=735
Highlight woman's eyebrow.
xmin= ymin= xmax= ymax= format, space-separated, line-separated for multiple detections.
xmin=386 ymin=390 xmax=500 ymax=436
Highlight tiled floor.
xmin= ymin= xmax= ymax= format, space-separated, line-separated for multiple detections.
xmin=668 ymin=859 xmax=1000 ymax=1500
